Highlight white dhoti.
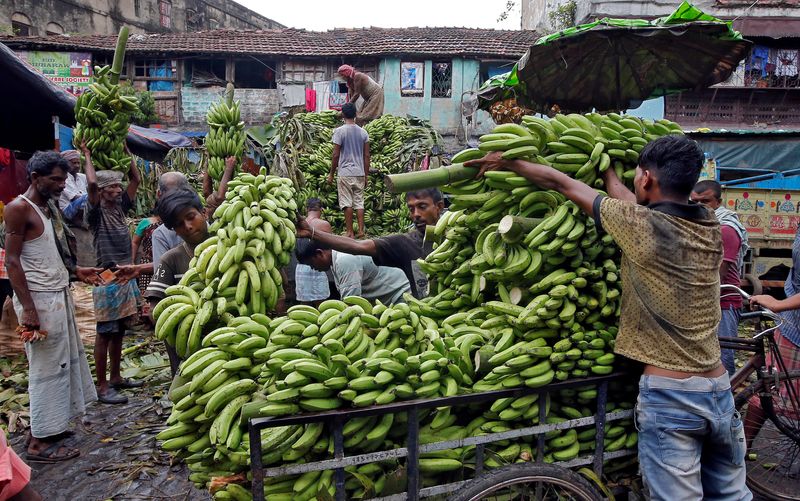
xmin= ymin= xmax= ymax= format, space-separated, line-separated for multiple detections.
xmin=13 ymin=287 xmax=97 ymax=438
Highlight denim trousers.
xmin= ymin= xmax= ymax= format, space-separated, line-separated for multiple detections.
xmin=718 ymin=307 xmax=740 ymax=376
xmin=636 ymin=373 xmax=751 ymax=501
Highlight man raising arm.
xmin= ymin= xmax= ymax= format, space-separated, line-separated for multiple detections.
xmin=466 ymin=135 xmax=749 ymax=501
xmin=296 ymin=189 xmax=444 ymax=299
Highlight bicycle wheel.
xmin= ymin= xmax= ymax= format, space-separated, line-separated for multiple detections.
xmin=735 ymin=370 xmax=800 ymax=500
xmin=448 ymin=463 xmax=604 ymax=501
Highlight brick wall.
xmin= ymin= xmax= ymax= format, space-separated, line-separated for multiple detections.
xmin=181 ymin=86 xmax=280 ymax=125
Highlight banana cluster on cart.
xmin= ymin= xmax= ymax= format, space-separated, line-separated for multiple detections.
xmin=152 ymin=111 xmax=685 ymax=500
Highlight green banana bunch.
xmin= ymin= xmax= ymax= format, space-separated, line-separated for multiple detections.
xmin=72 ymin=64 xmax=137 ymax=173
xmin=206 ymin=85 xmax=246 ymax=182
xmin=153 ymin=169 xmax=297 ymax=359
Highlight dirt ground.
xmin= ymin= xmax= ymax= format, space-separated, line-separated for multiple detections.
xmin=4 ymin=316 xmax=210 ymax=501
xmin=10 ymin=376 xmax=209 ymax=501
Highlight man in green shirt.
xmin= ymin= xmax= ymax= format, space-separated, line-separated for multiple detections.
xmin=466 ymin=135 xmax=748 ymax=501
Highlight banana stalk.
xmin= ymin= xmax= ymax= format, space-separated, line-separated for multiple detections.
xmin=385 ymin=163 xmax=478 ymax=193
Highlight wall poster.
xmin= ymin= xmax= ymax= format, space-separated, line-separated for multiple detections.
xmin=16 ymin=51 xmax=93 ymax=96
xmin=401 ymin=62 xmax=424 ymax=96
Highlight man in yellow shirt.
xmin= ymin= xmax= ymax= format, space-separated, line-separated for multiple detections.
xmin=467 ymin=135 xmax=749 ymax=500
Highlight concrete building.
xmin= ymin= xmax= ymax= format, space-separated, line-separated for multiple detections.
xmin=521 ymin=0 xmax=800 ymax=129
xmin=0 ymin=27 xmax=538 ymax=137
xmin=1 ymin=0 xmax=283 ymax=37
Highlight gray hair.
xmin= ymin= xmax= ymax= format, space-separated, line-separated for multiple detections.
xmin=158 ymin=171 xmax=190 ymax=196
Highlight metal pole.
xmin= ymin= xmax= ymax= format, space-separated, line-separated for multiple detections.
xmin=250 ymin=423 xmax=265 ymax=501
xmin=333 ymin=416 xmax=346 ymax=501
xmin=407 ymin=407 xmax=420 ymax=501
xmin=593 ymin=381 xmax=609 ymax=476
xmin=53 ymin=115 xmax=61 ymax=151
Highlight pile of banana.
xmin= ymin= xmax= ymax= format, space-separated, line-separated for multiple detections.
xmin=72 ymin=64 xmax=138 ymax=172
xmin=286 ymin=113 xmax=439 ymax=235
xmin=206 ymin=89 xmax=246 ymax=182
xmin=160 ymin=293 xmax=632 ymax=499
xmin=156 ymin=112 xmax=661 ymax=500
xmin=466 ymin=113 xmax=682 ymax=188
xmin=152 ymin=169 xmax=296 ymax=358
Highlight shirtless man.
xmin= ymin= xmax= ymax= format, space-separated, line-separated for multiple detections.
xmin=4 ymin=151 xmax=100 ymax=463
xmin=294 ymin=198 xmax=331 ymax=305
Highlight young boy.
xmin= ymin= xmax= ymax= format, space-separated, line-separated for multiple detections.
xmin=144 ymin=189 xmax=209 ymax=375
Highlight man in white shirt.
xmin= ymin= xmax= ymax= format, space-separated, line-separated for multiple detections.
xmin=295 ymin=238 xmax=409 ymax=305
xmin=58 ymin=150 xmax=88 ymax=223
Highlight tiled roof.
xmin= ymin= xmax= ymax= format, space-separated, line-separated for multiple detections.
xmin=0 ymin=27 xmax=538 ymax=59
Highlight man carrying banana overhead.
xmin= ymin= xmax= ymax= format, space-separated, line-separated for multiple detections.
xmin=296 ymin=188 xmax=445 ymax=299
xmin=465 ymin=135 xmax=750 ymax=501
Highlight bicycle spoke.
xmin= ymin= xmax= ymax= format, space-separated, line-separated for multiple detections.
xmin=748 ymin=419 xmax=800 ymax=500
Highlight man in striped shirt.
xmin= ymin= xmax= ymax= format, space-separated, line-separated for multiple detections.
xmin=144 ymin=189 xmax=209 ymax=375
xmin=84 ymin=144 xmax=143 ymax=404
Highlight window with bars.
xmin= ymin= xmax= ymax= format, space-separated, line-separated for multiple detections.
xmin=159 ymin=0 xmax=172 ymax=29
xmin=134 ymin=0 xmax=141 ymax=17
xmin=94 ymin=55 xmax=128 ymax=79
xmin=432 ymin=61 xmax=452 ymax=98
xmin=281 ymin=61 xmax=326 ymax=83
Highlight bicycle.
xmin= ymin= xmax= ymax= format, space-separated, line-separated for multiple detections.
xmin=721 ymin=284 xmax=800 ymax=500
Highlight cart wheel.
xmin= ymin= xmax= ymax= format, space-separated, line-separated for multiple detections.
xmin=743 ymin=274 xmax=763 ymax=296
xmin=449 ymin=463 xmax=605 ymax=501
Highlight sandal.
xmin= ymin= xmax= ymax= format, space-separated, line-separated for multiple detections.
xmin=26 ymin=429 xmax=74 ymax=447
xmin=110 ymin=378 xmax=144 ymax=390
xmin=98 ymin=387 xmax=128 ymax=404
xmin=26 ymin=443 xmax=80 ymax=463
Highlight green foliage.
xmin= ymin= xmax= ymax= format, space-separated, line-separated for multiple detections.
xmin=119 ymin=83 xmax=159 ymax=126
xmin=549 ymin=1 xmax=577 ymax=32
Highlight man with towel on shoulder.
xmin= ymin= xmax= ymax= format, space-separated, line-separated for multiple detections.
xmin=82 ymin=142 xmax=145 ymax=405
xmin=4 ymin=150 xmax=101 ymax=463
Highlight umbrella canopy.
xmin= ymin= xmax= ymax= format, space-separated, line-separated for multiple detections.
xmin=516 ymin=1 xmax=752 ymax=112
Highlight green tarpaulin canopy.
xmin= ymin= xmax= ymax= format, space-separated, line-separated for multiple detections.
xmin=480 ymin=2 xmax=751 ymax=113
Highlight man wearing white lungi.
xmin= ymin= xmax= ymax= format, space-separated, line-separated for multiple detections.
xmin=4 ymin=151 xmax=101 ymax=463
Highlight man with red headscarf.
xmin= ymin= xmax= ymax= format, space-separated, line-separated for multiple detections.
xmin=337 ymin=64 xmax=384 ymax=125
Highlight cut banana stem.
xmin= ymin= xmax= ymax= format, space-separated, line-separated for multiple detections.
xmin=498 ymin=216 xmax=543 ymax=243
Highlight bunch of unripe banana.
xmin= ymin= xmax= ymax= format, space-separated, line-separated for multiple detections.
xmin=72 ymin=27 xmax=135 ymax=172
xmin=152 ymin=169 xmax=297 ymax=359
xmin=72 ymin=64 xmax=137 ymax=172
xmin=206 ymin=86 xmax=246 ymax=182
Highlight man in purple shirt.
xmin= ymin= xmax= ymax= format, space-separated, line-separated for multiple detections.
xmin=692 ymin=180 xmax=749 ymax=375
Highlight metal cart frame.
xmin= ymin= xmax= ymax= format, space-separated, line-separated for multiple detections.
xmin=248 ymin=373 xmax=636 ymax=501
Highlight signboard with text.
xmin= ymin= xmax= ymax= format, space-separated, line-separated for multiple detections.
xmin=16 ymin=51 xmax=93 ymax=96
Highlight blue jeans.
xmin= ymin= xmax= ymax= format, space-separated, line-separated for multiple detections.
xmin=719 ymin=307 xmax=740 ymax=375
xmin=636 ymin=373 xmax=751 ymax=501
